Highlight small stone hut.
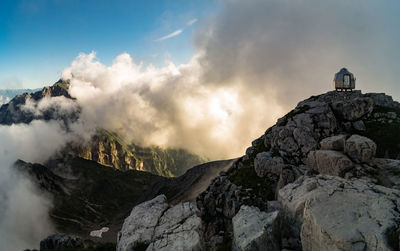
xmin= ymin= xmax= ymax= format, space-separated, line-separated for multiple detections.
xmin=334 ymin=68 xmax=355 ymax=91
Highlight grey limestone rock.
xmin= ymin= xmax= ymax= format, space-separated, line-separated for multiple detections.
xmin=232 ymin=205 xmax=280 ymax=251
xmin=254 ymin=152 xmax=284 ymax=178
xmin=278 ymin=175 xmax=400 ymax=251
xmin=117 ymin=195 xmax=203 ymax=251
xmin=331 ymin=97 xmax=373 ymax=121
xmin=320 ymin=135 xmax=346 ymax=151
xmin=352 ymin=120 xmax=366 ymax=131
xmin=345 ymin=135 xmax=377 ymax=163
xmin=306 ymin=150 xmax=354 ymax=177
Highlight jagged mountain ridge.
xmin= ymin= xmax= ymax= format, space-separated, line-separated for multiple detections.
xmin=0 ymin=80 xmax=204 ymax=177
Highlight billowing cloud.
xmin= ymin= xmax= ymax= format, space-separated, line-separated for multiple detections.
xmin=61 ymin=0 xmax=400 ymax=160
xmin=196 ymin=0 xmax=400 ymax=107
xmin=154 ymin=29 xmax=183 ymax=41
xmin=62 ymin=52 xmax=283 ymax=159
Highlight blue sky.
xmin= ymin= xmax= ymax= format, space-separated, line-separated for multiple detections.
xmin=0 ymin=0 xmax=218 ymax=88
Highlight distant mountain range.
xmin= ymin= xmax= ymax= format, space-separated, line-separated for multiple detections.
xmin=0 ymin=88 xmax=41 ymax=104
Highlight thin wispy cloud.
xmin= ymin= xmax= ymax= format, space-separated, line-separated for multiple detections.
xmin=154 ymin=29 xmax=183 ymax=41
xmin=186 ymin=18 xmax=198 ymax=26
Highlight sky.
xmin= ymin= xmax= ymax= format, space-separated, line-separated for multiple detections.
xmin=0 ymin=0 xmax=218 ymax=88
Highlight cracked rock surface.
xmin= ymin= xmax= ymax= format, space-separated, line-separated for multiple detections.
xmin=278 ymin=175 xmax=400 ymax=251
xmin=117 ymin=195 xmax=202 ymax=251
xmin=232 ymin=205 xmax=280 ymax=251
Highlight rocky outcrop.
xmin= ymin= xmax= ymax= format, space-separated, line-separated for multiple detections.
xmin=278 ymin=175 xmax=400 ymax=251
xmin=331 ymin=97 xmax=373 ymax=121
xmin=232 ymin=205 xmax=280 ymax=251
xmin=254 ymin=152 xmax=284 ymax=178
xmin=39 ymin=234 xmax=84 ymax=250
xmin=117 ymin=195 xmax=203 ymax=251
xmin=306 ymin=150 xmax=354 ymax=177
xmin=320 ymin=135 xmax=346 ymax=151
xmin=72 ymin=130 xmax=204 ymax=176
xmin=345 ymin=134 xmax=377 ymax=163
xmin=194 ymin=91 xmax=400 ymax=250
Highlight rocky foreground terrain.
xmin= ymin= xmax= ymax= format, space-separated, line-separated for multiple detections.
xmin=30 ymin=90 xmax=400 ymax=250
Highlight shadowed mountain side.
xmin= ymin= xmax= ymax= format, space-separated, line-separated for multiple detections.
xmin=138 ymin=158 xmax=238 ymax=205
xmin=15 ymin=157 xmax=234 ymax=243
xmin=15 ymin=157 xmax=165 ymax=242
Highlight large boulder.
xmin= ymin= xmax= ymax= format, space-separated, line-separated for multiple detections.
xmin=278 ymin=175 xmax=400 ymax=251
xmin=306 ymin=150 xmax=354 ymax=177
xmin=117 ymin=195 xmax=169 ymax=250
xmin=117 ymin=195 xmax=203 ymax=251
xmin=232 ymin=205 xmax=280 ymax=251
xmin=345 ymin=135 xmax=377 ymax=163
xmin=39 ymin=234 xmax=84 ymax=250
xmin=331 ymin=97 xmax=373 ymax=121
xmin=320 ymin=135 xmax=346 ymax=151
xmin=254 ymin=152 xmax=284 ymax=178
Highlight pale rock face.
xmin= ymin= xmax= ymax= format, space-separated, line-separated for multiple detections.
xmin=345 ymin=135 xmax=377 ymax=163
xmin=90 ymin=227 xmax=109 ymax=238
xmin=117 ymin=195 xmax=203 ymax=251
xmin=232 ymin=205 xmax=280 ymax=251
xmin=320 ymin=135 xmax=347 ymax=151
xmin=372 ymin=158 xmax=400 ymax=189
xmin=254 ymin=152 xmax=284 ymax=178
xmin=278 ymin=175 xmax=400 ymax=251
xmin=306 ymin=150 xmax=354 ymax=177
xmin=117 ymin=195 xmax=169 ymax=251
xmin=331 ymin=97 xmax=374 ymax=121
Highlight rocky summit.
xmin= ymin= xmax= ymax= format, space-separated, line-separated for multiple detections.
xmin=109 ymin=90 xmax=400 ymax=251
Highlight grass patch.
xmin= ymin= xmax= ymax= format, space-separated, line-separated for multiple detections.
xmin=373 ymin=105 xmax=400 ymax=116
xmin=217 ymin=232 xmax=232 ymax=251
xmin=53 ymin=79 xmax=70 ymax=91
xmin=386 ymin=228 xmax=400 ymax=251
xmin=228 ymin=160 xmax=275 ymax=201
xmin=362 ymin=120 xmax=400 ymax=158
xmin=134 ymin=242 xmax=150 ymax=251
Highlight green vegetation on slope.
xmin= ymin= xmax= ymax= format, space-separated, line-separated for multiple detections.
xmin=362 ymin=105 xmax=400 ymax=158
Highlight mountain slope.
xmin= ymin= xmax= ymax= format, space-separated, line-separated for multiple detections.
xmin=17 ymin=156 xmax=233 ymax=244
xmin=15 ymin=157 xmax=165 ymax=242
